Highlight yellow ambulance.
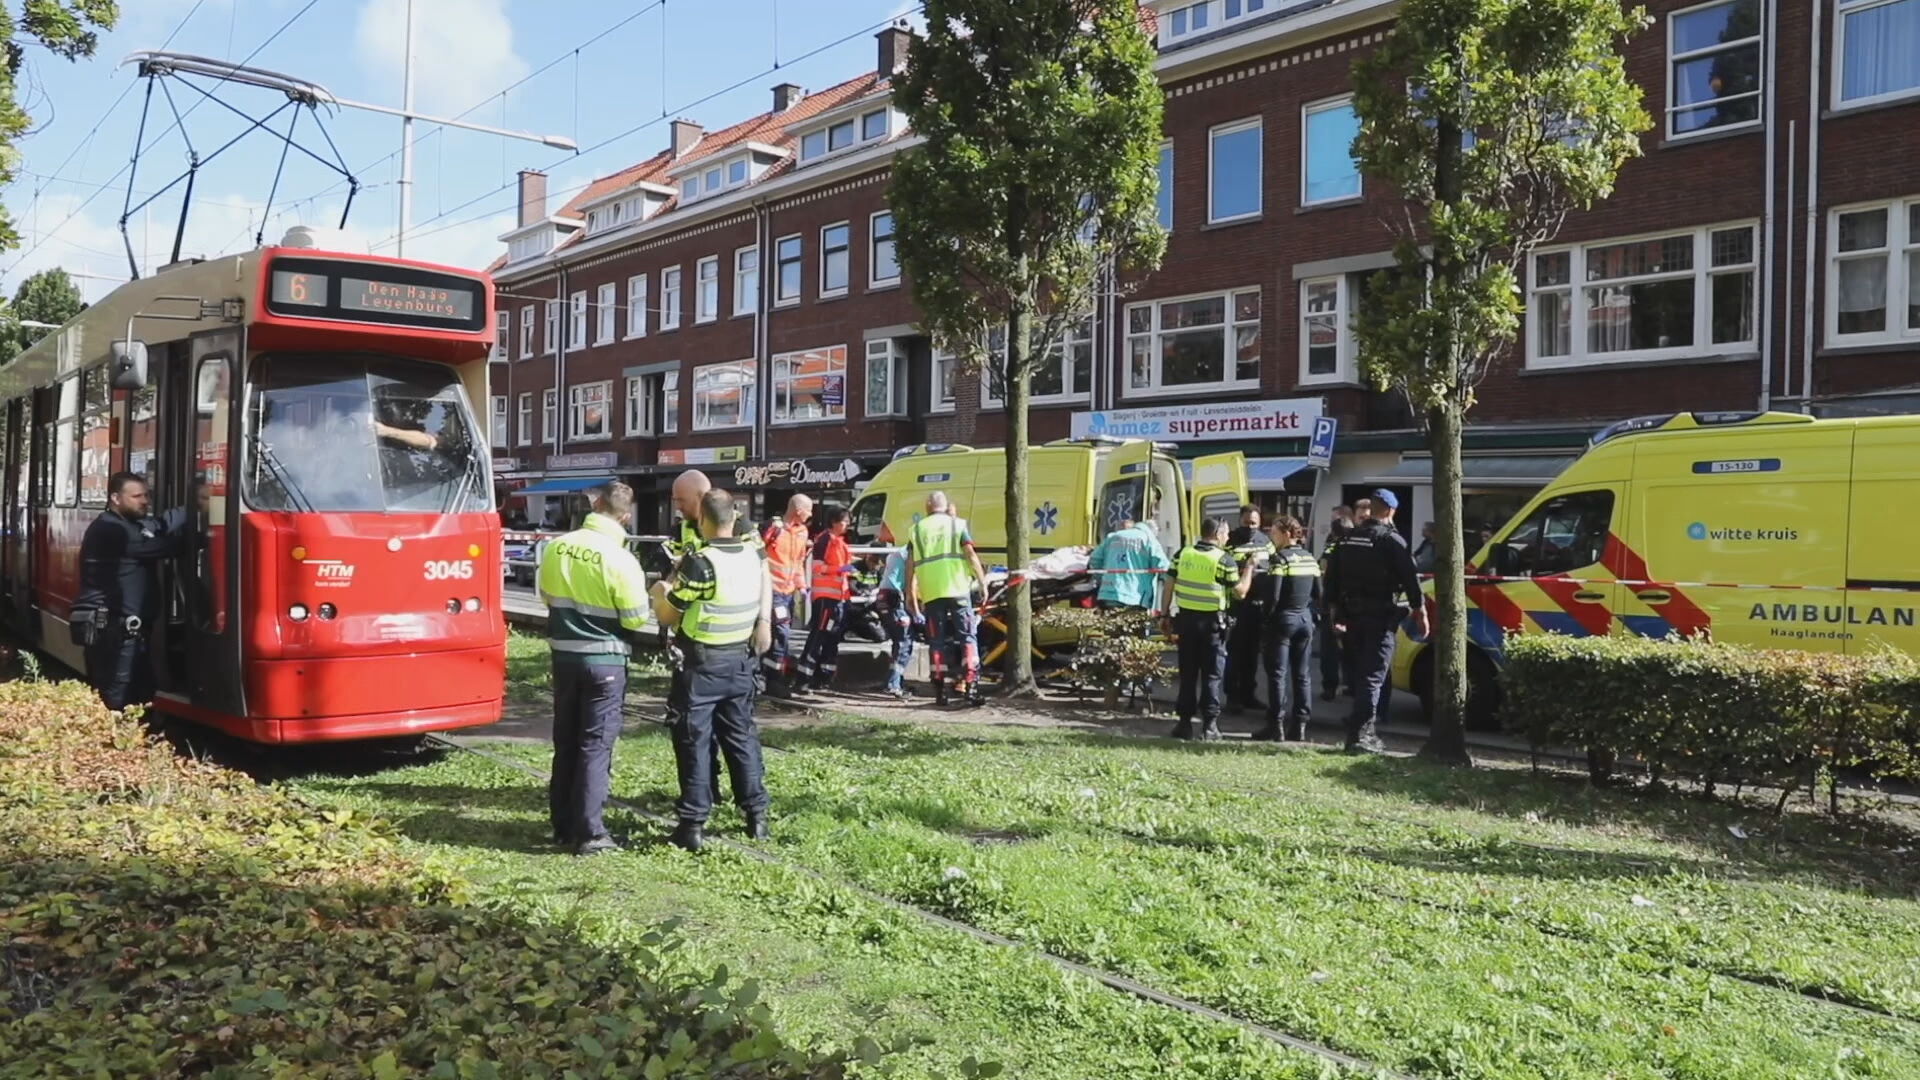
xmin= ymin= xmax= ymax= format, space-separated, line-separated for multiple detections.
xmin=849 ymin=437 xmax=1249 ymax=557
xmin=1392 ymin=410 xmax=1920 ymax=727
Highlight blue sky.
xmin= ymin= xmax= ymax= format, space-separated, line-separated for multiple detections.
xmin=5 ymin=0 xmax=919 ymax=300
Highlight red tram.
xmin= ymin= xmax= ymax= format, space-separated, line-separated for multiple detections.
xmin=0 ymin=234 xmax=505 ymax=742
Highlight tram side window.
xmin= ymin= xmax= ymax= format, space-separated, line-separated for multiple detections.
xmin=78 ymin=367 xmax=111 ymax=506
xmin=52 ymin=377 xmax=78 ymax=507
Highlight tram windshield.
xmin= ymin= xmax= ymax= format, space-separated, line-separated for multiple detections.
xmin=244 ymin=354 xmax=489 ymax=513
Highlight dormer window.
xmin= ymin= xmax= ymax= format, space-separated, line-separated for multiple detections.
xmin=728 ymin=158 xmax=748 ymax=185
xmin=676 ymin=149 xmax=777 ymax=205
xmin=681 ymin=178 xmax=699 ymax=202
xmin=1163 ymin=0 xmax=1268 ymax=44
xmin=798 ymin=106 xmax=895 ymax=165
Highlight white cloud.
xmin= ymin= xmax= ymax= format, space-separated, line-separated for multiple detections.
xmin=354 ymin=0 xmax=529 ymax=117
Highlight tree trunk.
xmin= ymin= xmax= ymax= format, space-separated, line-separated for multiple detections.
xmin=1002 ymin=297 xmax=1039 ymax=695
xmin=1419 ymin=399 xmax=1474 ymax=765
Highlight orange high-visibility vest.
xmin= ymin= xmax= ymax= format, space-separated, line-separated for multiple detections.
xmin=810 ymin=533 xmax=851 ymax=602
xmin=768 ymin=521 xmax=809 ymax=594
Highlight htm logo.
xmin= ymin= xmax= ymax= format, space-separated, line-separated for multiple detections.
xmin=316 ymin=563 xmax=356 ymax=580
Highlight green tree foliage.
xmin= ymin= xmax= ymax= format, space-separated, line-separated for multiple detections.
xmin=1349 ymin=0 xmax=1651 ymax=762
xmin=892 ymin=0 xmax=1166 ymax=692
xmin=0 ymin=1 xmax=121 ymax=253
xmin=0 ymin=266 xmax=85 ymax=362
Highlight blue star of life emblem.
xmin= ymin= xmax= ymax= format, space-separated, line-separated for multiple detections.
xmin=1105 ymin=489 xmax=1137 ymax=532
xmin=1034 ymin=502 xmax=1060 ymax=535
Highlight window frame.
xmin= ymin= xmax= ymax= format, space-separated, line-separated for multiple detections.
xmin=595 ymin=282 xmax=617 ymax=344
xmin=864 ymin=338 xmax=908 ymax=418
xmin=775 ymin=234 xmax=804 ymax=306
xmin=982 ymin=319 xmax=1095 ymax=407
xmin=625 ymin=274 xmax=648 ymax=339
xmin=518 ymin=304 xmax=535 ymax=359
xmin=567 ymin=290 xmax=587 ymax=351
xmin=541 ymin=388 xmax=557 ymax=443
xmin=770 ymin=345 xmax=849 ymax=425
xmin=1156 ymin=141 xmax=1174 ymax=230
xmin=543 ymin=299 xmax=560 ymax=355
xmin=490 ymin=394 xmax=508 ymax=449
xmin=1207 ymin=116 xmax=1263 ymax=224
xmin=820 ymin=221 xmax=852 ymax=297
xmin=869 ymin=210 xmax=899 ymax=287
xmin=1824 ymin=196 xmax=1920 ymax=347
xmin=691 ymin=358 xmax=758 ymax=431
xmin=661 ymin=371 xmax=680 ymax=434
xmin=1834 ymin=0 xmax=1920 ymax=110
xmin=1665 ymin=0 xmax=1765 ymax=139
xmin=1524 ymin=220 xmax=1762 ymax=370
xmin=1298 ymin=276 xmax=1355 ymax=386
xmin=734 ymin=245 xmax=760 ymax=316
xmin=695 ymin=255 xmax=720 ymax=323
xmin=517 ymin=391 xmax=532 ymax=446
xmin=660 ymin=266 xmax=683 ymax=331
xmin=494 ymin=311 xmax=509 ymax=360
xmin=567 ymin=380 xmax=614 ymax=442
xmin=1301 ymin=95 xmax=1363 ymax=207
xmin=1122 ymin=287 xmax=1264 ymax=398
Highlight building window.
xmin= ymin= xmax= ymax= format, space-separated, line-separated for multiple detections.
xmin=728 ymin=158 xmax=748 ymax=185
xmin=517 ymin=392 xmax=532 ymax=446
xmin=1208 ymin=117 xmax=1262 ymax=223
xmin=1668 ymin=0 xmax=1763 ymax=137
xmin=692 ymin=359 xmax=757 ymax=430
xmin=870 ymin=211 xmax=899 ymax=286
xmin=984 ymin=319 xmax=1093 ymax=405
xmin=771 ymin=345 xmax=848 ymax=424
xmin=1302 ymin=97 xmax=1362 ymax=205
xmin=661 ymin=372 xmax=680 ymax=434
xmin=595 ymin=282 xmax=617 ymax=344
xmin=1167 ymin=1 xmax=1210 ymax=38
xmin=1124 ymin=289 xmax=1261 ymax=395
xmin=1828 ymin=199 xmax=1920 ymax=344
xmin=494 ymin=311 xmax=509 ymax=360
xmin=625 ymin=376 xmax=649 ymax=436
xmin=1300 ymin=277 xmax=1351 ymax=385
xmin=568 ymin=291 xmax=587 ymax=350
xmin=518 ymin=304 xmax=535 ymax=358
xmin=863 ymin=108 xmax=889 ymax=140
xmin=865 ymin=338 xmax=908 ymax=417
xmin=696 ymin=256 xmax=720 ymax=323
xmin=1527 ymin=223 xmax=1759 ymax=368
xmin=829 ymin=119 xmax=856 ymax=151
xmin=626 ymin=274 xmax=647 ymax=338
xmin=821 ymin=222 xmax=851 ymax=296
xmin=776 ymin=234 xmax=803 ymax=304
xmin=930 ymin=350 xmax=957 ymax=413
xmin=681 ymin=177 xmax=698 ymax=202
xmin=800 ymin=130 xmax=826 ymax=160
xmin=541 ymin=388 xmax=557 ymax=442
xmin=568 ymin=381 xmax=612 ymax=441
xmin=735 ymin=246 xmax=759 ymax=315
xmin=490 ymin=395 xmax=507 ymax=448
xmin=1157 ymin=142 xmax=1174 ymax=229
xmin=660 ymin=266 xmax=682 ymax=330
xmin=625 ymin=373 xmax=677 ymax=437
xmin=544 ymin=299 xmax=560 ymax=354
xmin=1837 ymin=0 xmax=1920 ymax=107
xmin=799 ymin=107 xmax=894 ymax=164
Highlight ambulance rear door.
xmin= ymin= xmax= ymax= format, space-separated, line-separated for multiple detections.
xmin=1187 ymin=452 xmax=1248 ymax=542
xmin=1097 ymin=439 xmax=1156 ymax=542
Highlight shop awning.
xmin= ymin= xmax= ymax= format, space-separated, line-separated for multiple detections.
xmin=513 ymin=476 xmax=614 ymax=496
xmin=1178 ymin=457 xmax=1312 ymax=491
xmin=1369 ymin=455 xmax=1576 ymax=487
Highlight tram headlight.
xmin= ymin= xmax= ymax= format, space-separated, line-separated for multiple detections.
xmin=464 ymin=597 xmax=481 ymax=612
xmin=288 ymin=604 xmax=310 ymax=622
xmin=446 ymin=598 xmax=462 ymax=614
xmin=317 ymin=603 xmax=337 ymax=621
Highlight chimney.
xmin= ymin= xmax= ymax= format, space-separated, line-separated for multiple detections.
xmin=670 ymin=118 xmax=704 ymax=158
xmin=516 ymin=170 xmax=547 ymax=228
xmin=876 ymin=19 xmax=912 ymax=79
xmin=772 ymin=82 xmax=805 ymax=112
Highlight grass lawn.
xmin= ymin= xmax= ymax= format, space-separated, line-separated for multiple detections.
xmin=299 ymin=707 xmax=1920 ymax=1080
xmin=505 ymin=629 xmax=669 ymax=705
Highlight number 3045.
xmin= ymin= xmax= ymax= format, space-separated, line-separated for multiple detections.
xmin=424 ymin=559 xmax=475 ymax=580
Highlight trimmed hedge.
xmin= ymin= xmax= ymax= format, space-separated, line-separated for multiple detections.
xmin=0 ymin=680 xmax=875 ymax=1078
xmin=1501 ymin=634 xmax=1920 ymax=805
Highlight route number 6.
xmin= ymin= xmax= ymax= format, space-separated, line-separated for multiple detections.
xmin=424 ymin=559 xmax=475 ymax=581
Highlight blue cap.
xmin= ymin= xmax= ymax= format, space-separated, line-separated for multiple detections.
xmin=1372 ymin=489 xmax=1400 ymax=510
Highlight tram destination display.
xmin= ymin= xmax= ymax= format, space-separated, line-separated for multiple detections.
xmin=265 ymin=257 xmax=487 ymax=332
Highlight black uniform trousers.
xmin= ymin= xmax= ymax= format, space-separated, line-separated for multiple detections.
xmin=1175 ymin=609 xmax=1229 ymax=725
xmin=1344 ymin=612 xmax=1400 ymax=748
xmin=85 ymin=620 xmax=154 ymax=712
xmin=670 ymin=640 xmax=771 ymax=825
xmin=1226 ymin=600 xmax=1265 ymax=706
xmin=1318 ymin=616 xmax=1345 ymax=694
xmin=1262 ymin=612 xmax=1315 ymax=739
xmin=550 ymin=657 xmax=626 ymax=844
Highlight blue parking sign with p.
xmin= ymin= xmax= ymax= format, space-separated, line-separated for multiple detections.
xmin=1307 ymin=416 xmax=1338 ymax=469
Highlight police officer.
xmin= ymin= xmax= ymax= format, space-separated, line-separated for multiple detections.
xmin=1324 ymin=490 xmax=1428 ymax=753
xmin=1225 ymin=504 xmax=1276 ymax=711
xmin=663 ymin=469 xmax=741 ymax=799
xmin=905 ymin=491 xmax=988 ymax=706
xmin=75 ymin=472 xmax=185 ymax=711
xmin=1164 ymin=516 xmax=1255 ymax=741
xmin=538 ymin=482 xmax=651 ymax=856
xmin=652 ymin=489 xmax=774 ymax=853
xmin=1317 ymin=504 xmax=1355 ymax=701
xmin=1253 ymin=516 xmax=1321 ymax=742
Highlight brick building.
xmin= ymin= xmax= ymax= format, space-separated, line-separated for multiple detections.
xmin=490 ymin=0 xmax=1920 ymax=539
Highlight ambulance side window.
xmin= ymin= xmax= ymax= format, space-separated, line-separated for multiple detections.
xmin=850 ymin=494 xmax=886 ymax=544
xmin=1099 ymin=479 xmax=1143 ymax=541
xmin=1498 ymin=490 xmax=1614 ymax=578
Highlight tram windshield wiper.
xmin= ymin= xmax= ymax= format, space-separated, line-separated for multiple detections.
xmin=248 ymin=430 xmax=314 ymax=514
